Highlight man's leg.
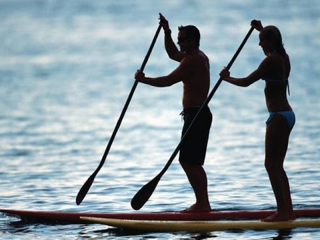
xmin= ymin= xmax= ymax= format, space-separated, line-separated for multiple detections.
xmin=181 ymin=162 xmax=211 ymax=212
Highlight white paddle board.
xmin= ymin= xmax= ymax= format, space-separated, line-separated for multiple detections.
xmin=81 ymin=217 xmax=320 ymax=232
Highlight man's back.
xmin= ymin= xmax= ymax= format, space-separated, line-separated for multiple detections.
xmin=181 ymin=50 xmax=210 ymax=108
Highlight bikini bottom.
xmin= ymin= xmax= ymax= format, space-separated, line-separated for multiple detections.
xmin=266 ymin=110 xmax=295 ymax=129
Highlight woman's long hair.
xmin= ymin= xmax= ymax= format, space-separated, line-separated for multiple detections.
xmin=263 ymin=25 xmax=291 ymax=80
xmin=262 ymin=25 xmax=287 ymax=58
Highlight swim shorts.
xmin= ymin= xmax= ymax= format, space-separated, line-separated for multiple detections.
xmin=179 ymin=106 xmax=212 ymax=165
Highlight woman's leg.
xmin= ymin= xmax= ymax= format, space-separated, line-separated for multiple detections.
xmin=263 ymin=113 xmax=295 ymax=221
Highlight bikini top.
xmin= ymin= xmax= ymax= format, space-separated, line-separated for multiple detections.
xmin=262 ymin=77 xmax=290 ymax=95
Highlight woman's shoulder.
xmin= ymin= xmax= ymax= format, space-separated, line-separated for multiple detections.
xmin=260 ymin=53 xmax=290 ymax=79
xmin=261 ymin=53 xmax=285 ymax=66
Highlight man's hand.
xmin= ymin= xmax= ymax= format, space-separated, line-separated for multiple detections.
xmin=251 ymin=19 xmax=263 ymax=31
xmin=159 ymin=13 xmax=171 ymax=34
xmin=134 ymin=70 xmax=145 ymax=82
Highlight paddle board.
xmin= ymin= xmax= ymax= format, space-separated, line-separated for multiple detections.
xmin=1 ymin=208 xmax=320 ymax=224
xmin=81 ymin=217 xmax=320 ymax=232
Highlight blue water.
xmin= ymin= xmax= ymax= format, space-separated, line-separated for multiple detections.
xmin=0 ymin=0 xmax=319 ymax=239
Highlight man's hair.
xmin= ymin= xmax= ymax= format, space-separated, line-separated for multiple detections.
xmin=178 ymin=25 xmax=200 ymax=47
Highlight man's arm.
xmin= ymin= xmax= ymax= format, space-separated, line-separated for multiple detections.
xmin=220 ymin=59 xmax=268 ymax=87
xmin=159 ymin=13 xmax=186 ymax=62
xmin=134 ymin=68 xmax=183 ymax=87
xmin=135 ymin=57 xmax=191 ymax=87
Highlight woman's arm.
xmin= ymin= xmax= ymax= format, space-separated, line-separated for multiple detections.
xmin=220 ymin=59 xmax=268 ymax=87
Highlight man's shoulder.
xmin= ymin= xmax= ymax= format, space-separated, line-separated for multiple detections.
xmin=184 ymin=50 xmax=208 ymax=61
xmin=179 ymin=52 xmax=209 ymax=74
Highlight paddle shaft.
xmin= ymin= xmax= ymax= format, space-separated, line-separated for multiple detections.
xmin=131 ymin=26 xmax=255 ymax=210
xmin=76 ymin=24 xmax=162 ymax=205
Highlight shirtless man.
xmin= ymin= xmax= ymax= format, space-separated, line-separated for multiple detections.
xmin=134 ymin=13 xmax=212 ymax=212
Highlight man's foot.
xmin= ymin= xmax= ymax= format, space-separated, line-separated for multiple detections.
xmin=181 ymin=203 xmax=211 ymax=213
xmin=262 ymin=211 xmax=296 ymax=222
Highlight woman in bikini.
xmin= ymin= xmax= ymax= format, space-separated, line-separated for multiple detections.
xmin=220 ymin=20 xmax=295 ymax=222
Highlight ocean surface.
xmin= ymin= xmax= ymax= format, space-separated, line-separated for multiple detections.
xmin=0 ymin=0 xmax=319 ymax=239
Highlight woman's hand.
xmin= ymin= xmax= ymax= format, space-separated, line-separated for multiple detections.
xmin=219 ymin=68 xmax=230 ymax=79
xmin=134 ymin=70 xmax=145 ymax=82
xmin=251 ymin=19 xmax=263 ymax=31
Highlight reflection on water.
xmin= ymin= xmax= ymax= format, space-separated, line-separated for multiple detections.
xmin=0 ymin=0 xmax=319 ymax=239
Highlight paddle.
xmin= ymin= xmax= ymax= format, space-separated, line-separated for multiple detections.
xmin=76 ymin=24 xmax=162 ymax=205
xmin=131 ymin=26 xmax=255 ymax=210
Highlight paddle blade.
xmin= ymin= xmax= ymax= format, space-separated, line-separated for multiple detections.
xmin=76 ymin=173 xmax=96 ymax=205
xmin=131 ymin=175 xmax=160 ymax=210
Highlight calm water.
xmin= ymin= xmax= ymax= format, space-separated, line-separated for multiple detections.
xmin=0 ymin=0 xmax=319 ymax=239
